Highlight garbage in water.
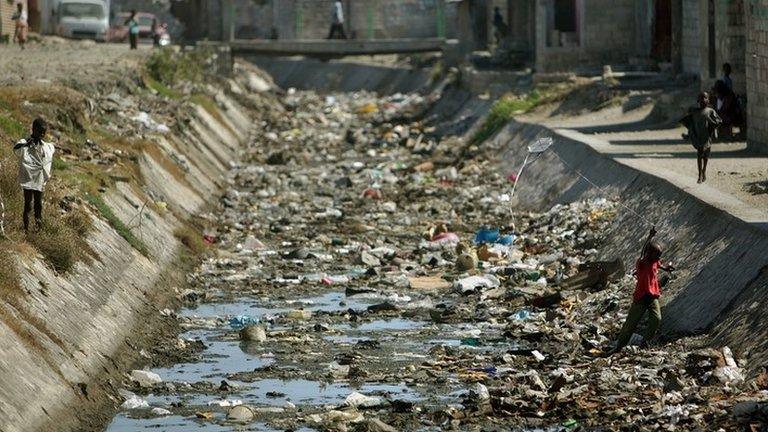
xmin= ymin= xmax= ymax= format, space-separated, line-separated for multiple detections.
xmin=107 ymin=84 xmax=767 ymax=432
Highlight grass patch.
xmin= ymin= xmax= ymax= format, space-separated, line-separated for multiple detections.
xmin=470 ymin=89 xmax=549 ymax=145
xmin=26 ymin=219 xmax=77 ymax=272
xmin=0 ymin=243 xmax=21 ymax=295
xmin=85 ymin=193 xmax=149 ymax=257
xmin=145 ymin=48 xmax=210 ymax=88
xmin=0 ymin=115 xmax=25 ymax=137
xmin=52 ymin=158 xmax=70 ymax=171
xmin=143 ymin=74 xmax=183 ymax=99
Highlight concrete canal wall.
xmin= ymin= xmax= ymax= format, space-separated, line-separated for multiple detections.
xmin=0 ymin=69 xmax=261 ymax=432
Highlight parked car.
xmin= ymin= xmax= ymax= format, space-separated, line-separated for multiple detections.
xmin=108 ymin=12 xmax=169 ymax=45
xmin=55 ymin=0 xmax=109 ymax=41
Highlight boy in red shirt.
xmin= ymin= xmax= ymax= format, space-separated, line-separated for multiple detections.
xmin=611 ymin=228 xmax=674 ymax=353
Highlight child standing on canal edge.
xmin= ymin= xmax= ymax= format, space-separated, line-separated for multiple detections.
xmin=681 ymin=92 xmax=721 ymax=184
xmin=14 ymin=118 xmax=55 ymax=233
xmin=608 ymin=228 xmax=674 ymax=355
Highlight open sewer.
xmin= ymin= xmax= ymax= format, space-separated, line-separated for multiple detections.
xmin=103 ymin=86 xmax=748 ymax=432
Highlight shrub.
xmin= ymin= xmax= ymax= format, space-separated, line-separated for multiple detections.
xmin=0 ymin=243 xmax=21 ymax=295
xmin=470 ymin=90 xmax=547 ymax=145
xmin=27 ymin=219 xmax=76 ymax=273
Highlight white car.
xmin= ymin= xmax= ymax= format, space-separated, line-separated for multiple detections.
xmin=55 ymin=0 xmax=109 ymax=42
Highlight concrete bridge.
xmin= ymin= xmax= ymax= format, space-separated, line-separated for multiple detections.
xmin=226 ymin=38 xmax=448 ymax=58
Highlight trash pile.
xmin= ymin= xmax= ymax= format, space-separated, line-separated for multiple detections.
xmin=112 ymin=86 xmax=768 ymax=432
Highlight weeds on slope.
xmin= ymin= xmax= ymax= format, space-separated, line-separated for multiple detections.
xmin=471 ymin=89 xmax=550 ymax=145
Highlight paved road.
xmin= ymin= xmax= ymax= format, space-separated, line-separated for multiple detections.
xmin=524 ymin=100 xmax=768 ymax=226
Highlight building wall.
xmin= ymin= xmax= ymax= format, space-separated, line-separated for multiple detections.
xmin=745 ymin=0 xmax=768 ymax=152
xmin=289 ymin=0 xmax=451 ymax=40
xmin=716 ymin=0 xmax=745 ymax=93
xmin=681 ymin=0 xmax=701 ymax=74
xmin=535 ymin=0 xmax=639 ymax=72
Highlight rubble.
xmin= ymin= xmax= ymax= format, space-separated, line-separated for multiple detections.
xmin=112 ymin=85 xmax=767 ymax=432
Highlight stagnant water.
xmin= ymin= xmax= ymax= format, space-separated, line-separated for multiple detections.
xmin=106 ymin=287 xmax=486 ymax=431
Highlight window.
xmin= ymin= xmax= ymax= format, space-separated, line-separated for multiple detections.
xmin=547 ymin=0 xmax=580 ymax=47
xmin=61 ymin=3 xmax=105 ymax=19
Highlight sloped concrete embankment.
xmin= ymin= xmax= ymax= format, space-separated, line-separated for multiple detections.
xmin=492 ymin=120 xmax=768 ymax=370
xmin=0 ymin=81 xmax=259 ymax=431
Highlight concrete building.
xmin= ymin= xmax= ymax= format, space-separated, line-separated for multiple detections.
xmin=1 ymin=0 xmax=27 ymax=42
xmin=172 ymin=0 xmax=456 ymax=43
xmin=680 ymin=0 xmax=746 ymax=95
xmin=531 ymin=0 xmax=675 ymax=73
xmin=745 ymin=0 xmax=768 ymax=152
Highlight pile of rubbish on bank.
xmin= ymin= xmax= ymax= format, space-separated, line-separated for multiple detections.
xmin=113 ymin=82 xmax=768 ymax=432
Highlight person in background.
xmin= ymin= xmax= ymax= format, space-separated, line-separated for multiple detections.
xmin=327 ymin=0 xmax=347 ymax=40
xmin=151 ymin=18 xmax=160 ymax=47
xmin=608 ymin=228 xmax=675 ymax=355
xmin=713 ymin=79 xmax=743 ymax=139
xmin=13 ymin=118 xmax=55 ymax=233
xmin=492 ymin=7 xmax=508 ymax=45
xmin=125 ymin=10 xmax=139 ymax=49
xmin=12 ymin=3 xmax=28 ymax=50
xmin=722 ymin=63 xmax=733 ymax=92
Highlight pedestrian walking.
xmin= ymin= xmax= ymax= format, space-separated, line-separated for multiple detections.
xmin=607 ymin=228 xmax=674 ymax=355
xmin=327 ymin=0 xmax=347 ymax=40
xmin=722 ymin=63 xmax=733 ymax=92
xmin=125 ymin=10 xmax=140 ymax=49
xmin=681 ymin=92 xmax=721 ymax=183
xmin=492 ymin=7 xmax=508 ymax=45
xmin=13 ymin=118 xmax=55 ymax=233
xmin=151 ymin=18 xmax=160 ymax=47
xmin=11 ymin=3 xmax=29 ymax=50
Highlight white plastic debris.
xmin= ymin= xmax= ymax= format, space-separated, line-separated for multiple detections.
xmin=208 ymin=398 xmax=243 ymax=407
xmin=120 ymin=392 xmax=149 ymax=409
xmin=132 ymin=111 xmax=170 ymax=134
xmin=130 ymin=370 xmax=162 ymax=387
xmin=454 ymin=275 xmax=501 ymax=293
xmin=151 ymin=407 xmax=172 ymax=416
xmin=344 ymin=391 xmax=386 ymax=408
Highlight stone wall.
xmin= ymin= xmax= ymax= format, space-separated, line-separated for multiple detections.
xmin=681 ymin=0 xmax=702 ymax=74
xmin=746 ymin=0 xmax=768 ymax=152
xmin=536 ymin=0 xmax=640 ymax=72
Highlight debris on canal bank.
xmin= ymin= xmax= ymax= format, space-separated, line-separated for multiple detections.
xmin=109 ymin=83 xmax=768 ymax=432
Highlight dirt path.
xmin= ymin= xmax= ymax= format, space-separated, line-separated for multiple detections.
xmin=0 ymin=41 xmax=149 ymax=86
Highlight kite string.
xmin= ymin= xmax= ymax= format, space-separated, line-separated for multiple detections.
xmin=548 ymin=150 xmax=655 ymax=227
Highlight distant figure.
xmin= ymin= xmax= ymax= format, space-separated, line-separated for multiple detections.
xmin=608 ymin=228 xmax=675 ymax=355
xmin=681 ymin=92 xmax=721 ymax=184
xmin=722 ymin=63 xmax=733 ymax=92
xmin=151 ymin=18 xmax=160 ymax=47
xmin=327 ymin=0 xmax=347 ymax=40
xmin=713 ymin=79 xmax=743 ymax=139
xmin=11 ymin=3 xmax=28 ymax=50
xmin=492 ymin=7 xmax=508 ymax=44
xmin=125 ymin=10 xmax=139 ymax=49
xmin=14 ymin=118 xmax=55 ymax=233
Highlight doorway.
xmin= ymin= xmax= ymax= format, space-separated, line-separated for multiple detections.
xmin=652 ymin=0 xmax=672 ymax=61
